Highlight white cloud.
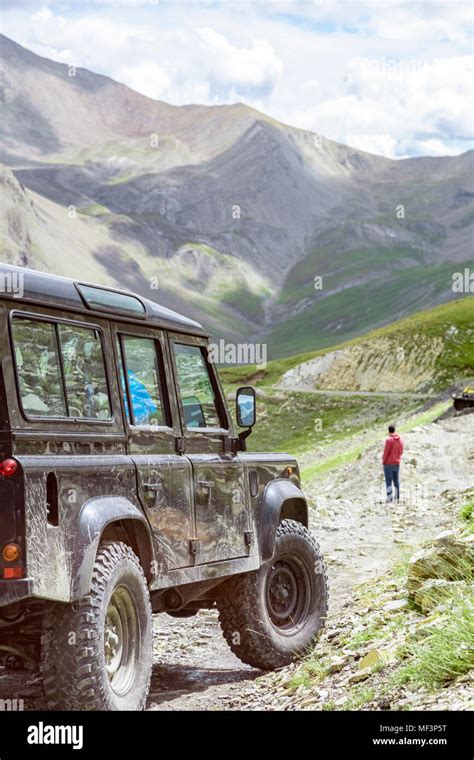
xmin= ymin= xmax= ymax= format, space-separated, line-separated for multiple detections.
xmin=402 ymin=138 xmax=464 ymax=158
xmin=370 ymin=2 xmax=473 ymax=43
xmin=17 ymin=8 xmax=153 ymax=69
xmin=346 ymin=133 xmax=399 ymax=159
xmin=116 ymin=63 xmax=171 ymax=101
xmin=302 ymin=80 xmax=320 ymax=91
xmin=287 ymin=55 xmax=473 ymax=157
xmin=31 ymin=7 xmax=53 ymax=24
xmin=195 ymin=27 xmax=283 ymax=97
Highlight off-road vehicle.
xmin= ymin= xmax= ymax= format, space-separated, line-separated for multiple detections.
xmin=453 ymin=387 xmax=474 ymax=412
xmin=0 ymin=263 xmax=328 ymax=711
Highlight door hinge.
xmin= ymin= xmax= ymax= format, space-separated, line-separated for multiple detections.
xmin=175 ymin=436 xmax=187 ymax=454
xmin=189 ymin=539 xmax=201 ymax=556
xmin=244 ymin=530 xmax=253 ymax=547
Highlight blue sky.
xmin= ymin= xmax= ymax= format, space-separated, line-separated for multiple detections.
xmin=2 ymin=1 xmax=473 ymax=158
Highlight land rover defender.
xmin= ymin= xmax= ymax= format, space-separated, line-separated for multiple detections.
xmin=0 ymin=263 xmax=328 ymax=711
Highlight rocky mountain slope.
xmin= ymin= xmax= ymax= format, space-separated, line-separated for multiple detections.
xmin=277 ymin=299 xmax=474 ymax=393
xmin=1 ymin=34 xmax=473 ymax=354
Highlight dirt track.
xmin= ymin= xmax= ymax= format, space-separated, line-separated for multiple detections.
xmin=1 ymin=413 xmax=473 ymax=710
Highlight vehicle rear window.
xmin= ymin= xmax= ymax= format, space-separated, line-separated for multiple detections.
xmin=12 ymin=317 xmax=111 ymax=420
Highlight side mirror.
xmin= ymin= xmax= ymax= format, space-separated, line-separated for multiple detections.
xmin=236 ymin=386 xmax=256 ymax=428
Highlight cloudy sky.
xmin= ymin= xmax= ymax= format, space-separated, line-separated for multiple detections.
xmin=2 ymin=1 xmax=473 ymax=158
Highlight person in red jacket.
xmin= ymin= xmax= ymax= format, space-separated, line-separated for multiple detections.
xmin=382 ymin=424 xmax=404 ymax=502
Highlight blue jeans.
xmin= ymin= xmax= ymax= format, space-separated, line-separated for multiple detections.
xmin=384 ymin=464 xmax=400 ymax=501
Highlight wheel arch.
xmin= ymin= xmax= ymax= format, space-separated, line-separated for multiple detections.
xmin=257 ymin=479 xmax=309 ymax=562
xmin=70 ymin=496 xmax=155 ymax=600
xmin=101 ymin=519 xmax=154 ymax=579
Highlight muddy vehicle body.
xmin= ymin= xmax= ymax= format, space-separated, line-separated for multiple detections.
xmin=0 ymin=263 xmax=328 ymax=710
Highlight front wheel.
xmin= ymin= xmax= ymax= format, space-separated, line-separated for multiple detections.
xmin=41 ymin=541 xmax=153 ymax=711
xmin=216 ymin=519 xmax=329 ymax=670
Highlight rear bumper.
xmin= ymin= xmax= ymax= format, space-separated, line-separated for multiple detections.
xmin=0 ymin=578 xmax=33 ymax=607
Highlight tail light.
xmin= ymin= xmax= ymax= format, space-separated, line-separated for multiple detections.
xmin=2 ymin=543 xmax=21 ymax=562
xmin=0 ymin=461 xmax=23 ymax=579
xmin=0 ymin=458 xmax=19 ymax=478
xmin=3 ymin=567 xmax=23 ymax=579
xmin=1 ymin=543 xmax=23 ymax=579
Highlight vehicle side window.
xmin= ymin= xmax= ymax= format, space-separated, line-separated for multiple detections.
xmin=58 ymin=324 xmax=110 ymax=419
xmin=12 ymin=317 xmax=111 ymax=420
xmin=174 ymin=343 xmax=223 ymax=429
xmin=12 ymin=320 xmax=66 ymax=417
xmin=117 ymin=336 xmax=167 ymax=427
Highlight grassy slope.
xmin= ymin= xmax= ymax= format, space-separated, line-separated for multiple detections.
xmin=276 ymin=244 xmax=427 ymax=305
xmin=267 ymin=260 xmax=468 ymax=357
xmin=221 ymin=296 xmax=474 ymax=391
xmin=226 ymin=388 xmax=426 ymax=464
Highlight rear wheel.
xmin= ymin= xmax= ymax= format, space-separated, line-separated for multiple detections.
xmin=216 ymin=519 xmax=328 ymax=670
xmin=41 ymin=541 xmax=152 ymax=711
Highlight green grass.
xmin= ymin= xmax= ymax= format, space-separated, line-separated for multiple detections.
xmin=223 ymin=334 xmax=453 ymax=469
xmin=220 ymin=296 xmax=474 ymax=391
xmin=342 ymin=686 xmax=376 ymax=711
xmin=301 ymin=400 xmax=450 ymax=480
xmin=340 ymin=612 xmax=406 ymax=651
xmin=459 ymin=497 xmax=474 ymax=534
xmin=398 ymin=401 xmax=452 ymax=431
xmin=285 ymin=546 xmax=473 ymax=703
xmin=78 ymin=203 xmax=110 ymax=216
xmin=286 ymin=656 xmax=329 ymax=691
xmin=172 ymin=242 xmax=272 ymax=323
xmin=224 ymin=389 xmax=418 ymax=459
xmin=394 ymin=598 xmax=474 ymax=688
xmin=459 ymin=501 xmax=474 ymax=521
xmin=267 ymin=264 xmax=474 ymax=358
xmin=277 ymin=244 xmax=426 ymax=306
xmin=218 ymin=286 xmax=266 ymax=321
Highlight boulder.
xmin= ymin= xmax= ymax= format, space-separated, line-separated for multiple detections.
xmin=407 ymin=531 xmax=473 ymax=594
xmin=383 ymin=599 xmax=409 ymax=612
xmin=358 ymin=647 xmax=397 ymax=671
xmin=326 ymin=655 xmax=351 ymax=674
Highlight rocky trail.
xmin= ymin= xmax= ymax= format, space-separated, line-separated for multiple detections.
xmin=1 ymin=413 xmax=473 ymax=711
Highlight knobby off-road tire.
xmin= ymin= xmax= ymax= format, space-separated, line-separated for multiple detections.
xmin=41 ymin=541 xmax=153 ymax=711
xmin=217 ymin=519 xmax=329 ymax=670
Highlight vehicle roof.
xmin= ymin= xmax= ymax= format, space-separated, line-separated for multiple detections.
xmin=0 ymin=263 xmax=207 ymax=336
